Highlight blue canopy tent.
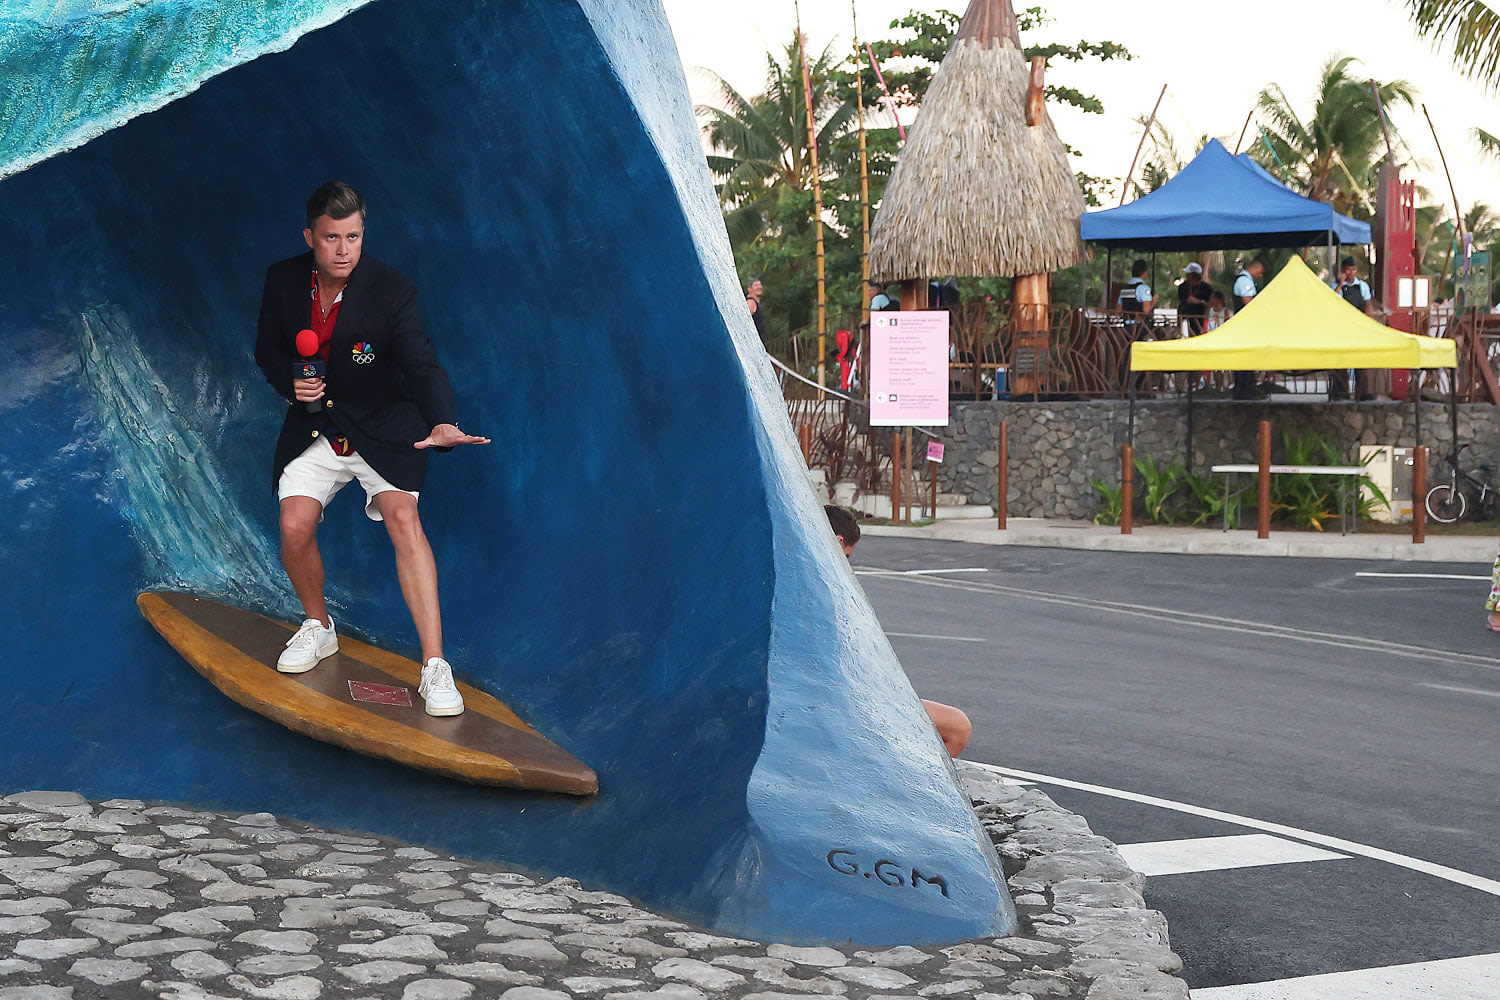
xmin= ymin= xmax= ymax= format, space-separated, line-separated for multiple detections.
xmin=1080 ymin=139 xmax=1371 ymax=250
xmin=1081 ymin=139 xmax=1377 ymax=470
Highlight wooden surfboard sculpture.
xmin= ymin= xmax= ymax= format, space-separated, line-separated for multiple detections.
xmin=137 ymin=592 xmax=598 ymax=796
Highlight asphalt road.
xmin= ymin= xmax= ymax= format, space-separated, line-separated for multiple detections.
xmin=850 ymin=537 xmax=1500 ymax=993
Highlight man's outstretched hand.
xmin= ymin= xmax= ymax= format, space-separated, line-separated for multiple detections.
xmin=415 ymin=423 xmax=492 ymax=449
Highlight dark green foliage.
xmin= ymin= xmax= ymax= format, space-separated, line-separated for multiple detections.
xmin=1091 ymin=428 xmax=1385 ymax=530
xmin=699 ymin=5 xmax=1131 ymax=354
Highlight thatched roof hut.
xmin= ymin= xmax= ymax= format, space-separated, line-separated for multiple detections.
xmin=868 ymin=0 xmax=1084 ymax=282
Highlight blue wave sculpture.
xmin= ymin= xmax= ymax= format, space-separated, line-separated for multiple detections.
xmin=0 ymin=0 xmax=1016 ymax=945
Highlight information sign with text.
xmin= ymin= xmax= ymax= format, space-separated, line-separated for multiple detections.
xmin=870 ymin=311 xmax=950 ymax=427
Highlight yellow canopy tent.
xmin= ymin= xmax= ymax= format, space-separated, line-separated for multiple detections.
xmin=1125 ymin=255 xmax=1457 ymax=473
xmin=1131 ymin=254 xmax=1456 ymax=371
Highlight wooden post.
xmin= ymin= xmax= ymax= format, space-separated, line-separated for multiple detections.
xmin=1121 ymin=443 xmax=1134 ymax=535
xmin=929 ymin=454 xmax=938 ymax=521
xmin=899 ymin=279 xmax=924 ymax=311
xmin=798 ymin=424 xmax=812 ymax=466
xmin=1012 ymin=273 xmax=1049 ymax=398
xmin=1257 ymin=419 xmax=1272 ymax=540
xmin=1413 ymin=445 xmax=1427 ymax=544
xmin=890 ymin=430 xmax=902 ymax=521
xmin=997 ymin=422 xmax=1009 ymax=531
xmin=904 ymin=427 xmax=914 ymax=525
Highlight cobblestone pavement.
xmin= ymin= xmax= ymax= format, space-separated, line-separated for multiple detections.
xmin=0 ymin=764 xmax=1188 ymax=1000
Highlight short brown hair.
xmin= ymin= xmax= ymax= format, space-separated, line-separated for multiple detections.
xmin=306 ymin=181 xmax=366 ymax=229
xmin=824 ymin=505 xmax=860 ymax=547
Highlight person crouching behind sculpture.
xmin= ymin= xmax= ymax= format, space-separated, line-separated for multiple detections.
xmin=253 ymin=180 xmax=491 ymax=716
xmin=824 ymin=505 xmax=973 ymax=757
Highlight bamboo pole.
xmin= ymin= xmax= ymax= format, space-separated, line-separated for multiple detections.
xmin=1119 ymin=84 xmax=1168 ymax=208
xmin=1370 ymin=81 xmax=1397 ymax=165
xmin=853 ymin=1 xmax=871 ymax=343
xmin=865 ymin=43 xmax=906 ymax=142
xmin=1233 ymin=108 xmax=1255 ymax=155
xmin=794 ymin=4 xmax=828 ymax=389
xmin=1422 ymin=103 xmax=1466 ymax=242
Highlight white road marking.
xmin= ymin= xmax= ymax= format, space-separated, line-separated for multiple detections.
xmin=1417 ymin=682 xmax=1500 ymax=700
xmin=1355 ymin=571 xmax=1489 ymax=581
xmin=883 ymin=631 xmax=986 ymax=643
xmin=965 ymin=761 xmax=1500 ymax=898
xmin=1116 ymin=834 xmax=1347 ymax=877
xmin=857 ymin=567 xmax=990 ymax=576
xmin=1190 ymin=951 xmax=1500 ymax=998
xmin=869 ymin=571 xmax=1500 ymax=673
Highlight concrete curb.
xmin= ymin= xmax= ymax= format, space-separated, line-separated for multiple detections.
xmin=864 ymin=517 xmax=1498 ymax=563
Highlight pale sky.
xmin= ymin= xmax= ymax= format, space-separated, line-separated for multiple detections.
xmin=660 ymin=0 xmax=1499 ymax=223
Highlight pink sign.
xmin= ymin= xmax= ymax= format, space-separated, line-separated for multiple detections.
xmin=926 ymin=441 xmax=945 ymax=463
xmin=348 ymin=680 xmax=414 ymax=708
xmin=870 ymin=311 xmax=950 ymax=426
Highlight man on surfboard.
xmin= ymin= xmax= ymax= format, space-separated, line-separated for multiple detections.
xmin=254 ymin=181 xmax=490 ymax=717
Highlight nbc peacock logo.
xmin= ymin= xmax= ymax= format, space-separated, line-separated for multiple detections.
xmin=352 ymin=342 xmax=375 ymax=364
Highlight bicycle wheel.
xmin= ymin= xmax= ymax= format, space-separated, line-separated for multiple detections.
xmin=1425 ymin=483 xmax=1468 ymax=523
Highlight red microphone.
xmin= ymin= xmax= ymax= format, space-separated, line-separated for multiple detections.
xmin=293 ymin=329 xmax=325 ymax=413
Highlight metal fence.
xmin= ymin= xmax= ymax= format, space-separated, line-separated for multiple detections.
xmin=769 ymin=304 xmax=1500 ymax=405
xmin=774 ymin=359 xmax=941 ymax=522
xmin=772 ymin=305 xmax=1500 ymax=520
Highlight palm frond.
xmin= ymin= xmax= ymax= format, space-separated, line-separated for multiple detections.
xmin=1406 ymin=0 xmax=1500 ymax=90
xmin=1476 ymin=125 xmax=1500 ymax=159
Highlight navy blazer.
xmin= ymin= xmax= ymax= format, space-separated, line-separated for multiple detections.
xmin=254 ymin=252 xmax=457 ymax=493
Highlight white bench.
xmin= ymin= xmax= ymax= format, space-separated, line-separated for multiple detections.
xmin=1210 ymin=464 xmax=1366 ymax=535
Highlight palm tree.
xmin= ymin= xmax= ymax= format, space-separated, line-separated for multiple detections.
xmin=1403 ymin=2 xmax=1499 ymax=163
xmin=1253 ymin=56 xmax=1416 ymax=219
xmin=1465 ymin=201 xmax=1499 ymax=248
xmin=697 ymin=37 xmax=856 ymax=246
xmin=1404 ymin=1 xmax=1500 ymax=89
xmin=1475 ymin=126 xmax=1500 ymax=160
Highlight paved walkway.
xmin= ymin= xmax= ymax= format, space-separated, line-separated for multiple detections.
xmin=864 ymin=517 xmax=1498 ymax=563
xmin=0 ymin=768 xmax=1189 ymax=1000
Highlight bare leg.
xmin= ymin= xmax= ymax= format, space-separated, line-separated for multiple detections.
xmin=374 ymin=491 xmax=443 ymax=662
xmin=921 ymin=699 xmax=973 ymax=758
xmin=280 ymin=497 xmax=329 ymax=625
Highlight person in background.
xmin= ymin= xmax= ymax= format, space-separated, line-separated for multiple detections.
xmin=869 ymin=281 xmax=896 ymax=312
xmin=1329 ymin=256 xmax=1373 ymax=399
xmin=825 ymin=505 xmax=973 ymax=758
xmin=1231 ymin=255 xmax=1269 ymax=399
xmin=1118 ymin=258 xmax=1155 ymax=321
xmin=1206 ymin=290 xmax=1229 ymax=331
xmin=1485 ymin=550 xmax=1500 ymax=633
xmin=747 ymin=278 xmax=767 ymax=344
xmin=1117 ymin=259 xmax=1155 ymax=389
xmin=1176 ymin=262 xmax=1213 ymax=336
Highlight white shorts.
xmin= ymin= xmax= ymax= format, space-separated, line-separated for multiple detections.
xmin=277 ymin=438 xmax=418 ymax=522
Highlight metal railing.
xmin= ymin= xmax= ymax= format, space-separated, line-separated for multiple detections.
xmin=770 ymin=303 xmax=1500 ymax=519
xmin=771 ymin=357 xmax=940 ymax=521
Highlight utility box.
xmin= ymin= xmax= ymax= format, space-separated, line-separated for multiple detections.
xmin=1360 ymin=445 xmax=1413 ymax=522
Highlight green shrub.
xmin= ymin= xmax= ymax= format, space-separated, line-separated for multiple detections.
xmin=1091 ymin=477 xmax=1123 ymax=526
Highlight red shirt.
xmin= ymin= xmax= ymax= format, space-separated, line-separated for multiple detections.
xmin=310 ymin=272 xmax=354 ymax=456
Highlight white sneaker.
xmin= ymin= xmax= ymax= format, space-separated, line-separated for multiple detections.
xmin=419 ymin=657 xmax=465 ymax=717
xmin=277 ymin=617 xmax=338 ymax=673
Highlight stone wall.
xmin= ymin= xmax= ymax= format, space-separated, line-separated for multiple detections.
xmin=936 ymin=400 xmax=1500 ymax=521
